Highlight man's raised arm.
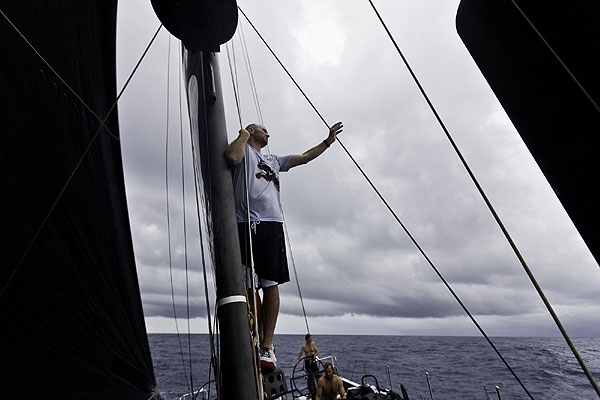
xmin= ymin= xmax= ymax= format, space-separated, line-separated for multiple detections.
xmin=287 ymin=122 xmax=343 ymax=169
xmin=224 ymin=128 xmax=251 ymax=165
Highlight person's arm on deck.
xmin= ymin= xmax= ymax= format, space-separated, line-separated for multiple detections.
xmin=224 ymin=128 xmax=250 ymax=165
xmin=315 ymin=378 xmax=324 ymax=400
xmin=337 ymin=376 xmax=346 ymax=398
xmin=286 ymin=122 xmax=343 ymax=169
xmin=295 ymin=346 xmax=305 ymax=364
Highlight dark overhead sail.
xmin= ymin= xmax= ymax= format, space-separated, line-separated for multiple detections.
xmin=151 ymin=0 xmax=238 ymax=51
xmin=0 ymin=1 xmax=155 ymax=398
xmin=456 ymin=0 xmax=600 ymax=265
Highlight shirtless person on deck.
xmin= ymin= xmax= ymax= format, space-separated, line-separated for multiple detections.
xmin=316 ymin=363 xmax=345 ymax=400
xmin=297 ymin=334 xmax=320 ymax=399
xmin=296 ymin=333 xmax=319 ymax=369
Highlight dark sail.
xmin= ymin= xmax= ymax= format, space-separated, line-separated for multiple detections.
xmin=150 ymin=0 xmax=238 ymax=51
xmin=456 ymin=0 xmax=600 ymax=265
xmin=1 ymin=1 xmax=155 ymax=398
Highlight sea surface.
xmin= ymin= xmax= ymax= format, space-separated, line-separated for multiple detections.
xmin=148 ymin=334 xmax=600 ymax=399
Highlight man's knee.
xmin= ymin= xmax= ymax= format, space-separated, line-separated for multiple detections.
xmin=263 ymin=285 xmax=279 ymax=300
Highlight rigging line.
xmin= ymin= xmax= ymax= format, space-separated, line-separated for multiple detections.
xmin=239 ymin=12 xmax=309 ymax=329
xmin=237 ymin=26 xmax=261 ymax=124
xmin=231 ymin=40 xmax=242 ymax=112
xmin=509 ymin=1 xmax=599 ymax=115
xmin=238 ymin=21 xmax=264 ymax=125
xmin=165 ymin=35 xmax=192 ymax=393
xmin=231 ymin=39 xmax=243 ymax=120
xmin=237 ymin=7 xmax=328 ymax=128
xmin=226 ymin=39 xmax=265 ymax=400
xmin=226 ymin=43 xmax=244 ymax=128
xmin=281 ymin=208 xmax=310 ymax=335
xmin=0 ymin=8 xmax=118 ymax=139
xmin=339 ymin=139 xmax=535 ymax=400
xmin=197 ymin=50 xmax=222 ymax=398
xmin=0 ymin=23 xmax=163 ymax=299
xmin=238 ymin=14 xmax=309 ymax=331
xmin=186 ymin=50 xmax=220 ymax=397
xmin=238 ymin=5 xmax=535 ymax=399
xmin=226 ymin=41 xmax=257 ymax=306
xmin=190 ymin=112 xmax=219 ymax=397
xmin=237 ymin=21 xmax=270 ymax=157
xmin=365 ymin=0 xmax=599 ymax=397
xmin=213 ymin=306 xmax=222 ymax=400
xmin=177 ymin=44 xmax=195 ymax=396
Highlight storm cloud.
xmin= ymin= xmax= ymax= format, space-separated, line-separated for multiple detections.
xmin=116 ymin=0 xmax=600 ymax=337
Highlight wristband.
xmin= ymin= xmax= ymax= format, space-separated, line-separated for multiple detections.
xmin=322 ymin=139 xmax=330 ymax=148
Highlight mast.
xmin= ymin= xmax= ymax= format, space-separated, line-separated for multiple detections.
xmin=184 ymin=48 xmax=257 ymax=400
xmin=149 ymin=1 xmax=257 ymax=398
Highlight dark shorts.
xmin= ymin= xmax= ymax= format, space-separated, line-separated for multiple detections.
xmin=304 ymin=359 xmax=319 ymax=373
xmin=238 ymin=221 xmax=290 ymax=286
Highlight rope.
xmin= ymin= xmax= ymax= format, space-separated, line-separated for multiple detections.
xmin=165 ymin=34 xmax=192 ymax=394
xmin=213 ymin=306 xmax=221 ymax=400
xmin=188 ymin=63 xmax=220 ymax=400
xmin=237 ymin=8 xmax=328 ymax=128
xmin=228 ymin=27 xmax=312 ymax=335
xmin=281 ymin=208 xmax=310 ymax=335
xmin=238 ymin=21 xmax=264 ymax=125
xmin=225 ymin=43 xmax=244 ymax=128
xmin=176 ymin=43 xmax=195 ymax=397
xmin=509 ymin=1 xmax=599 ymax=114
xmin=238 ymin=5 xmax=535 ymax=398
xmin=0 ymin=20 xmax=163 ymax=298
xmin=366 ymin=0 xmax=600 ymax=397
xmin=0 ymin=9 xmax=120 ymax=139
xmin=226 ymin=37 xmax=265 ymax=400
xmin=190 ymin=84 xmax=219 ymax=400
xmin=234 ymin=12 xmax=311 ymax=333
xmin=197 ymin=50 xmax=222 ymax=399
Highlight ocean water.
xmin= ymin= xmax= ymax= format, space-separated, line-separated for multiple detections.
xmin=148 ymin=334 xmax=600 ymax=399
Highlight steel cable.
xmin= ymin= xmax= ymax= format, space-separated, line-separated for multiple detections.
xmin=165 ymin=34 xmax=192 ymax=394
xmin=225 ymin=40 xmax=264 ymax=400
xmin=366 ymin=0 xmax=599 ymax=396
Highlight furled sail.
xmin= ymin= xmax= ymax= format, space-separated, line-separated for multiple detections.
xmin=0 ymin=1 xmax=155 ymax=398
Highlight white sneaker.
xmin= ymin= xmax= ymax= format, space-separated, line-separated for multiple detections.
xmin=260 ymin=347 xmax=277 ymax=371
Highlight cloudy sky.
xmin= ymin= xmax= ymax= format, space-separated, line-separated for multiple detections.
xmin=115 ymin=0 xmax=600 ymax=337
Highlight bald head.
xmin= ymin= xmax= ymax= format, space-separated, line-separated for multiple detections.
xmin=245 ymin=123 xmax=260 ymax=132
xmin=246 ymin=124 xmax=269 ymax=149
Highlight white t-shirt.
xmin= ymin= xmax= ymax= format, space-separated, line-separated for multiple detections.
xmin=232 ymin=145 xmax=291 ymax=223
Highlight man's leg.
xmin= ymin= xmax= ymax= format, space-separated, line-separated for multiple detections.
xmin=261 ymin=284 xmax=279 ymax=350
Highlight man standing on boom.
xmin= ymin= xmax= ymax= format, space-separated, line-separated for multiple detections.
xmin=224 ymin=121 xmax=343 ymax=371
